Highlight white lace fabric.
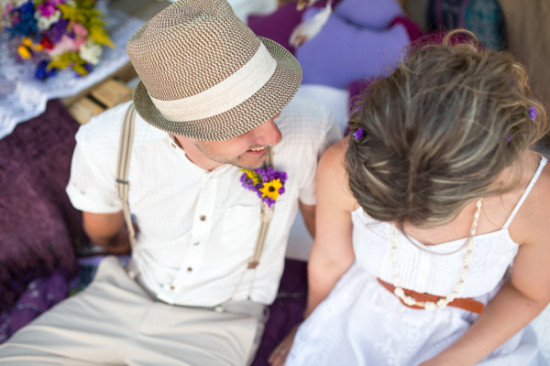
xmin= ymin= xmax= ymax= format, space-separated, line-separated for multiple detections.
xmin=0 ymin=2 xmax=144 ymax=140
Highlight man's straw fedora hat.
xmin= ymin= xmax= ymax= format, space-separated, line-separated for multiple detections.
xmin=126 ymin=0 xmax=302 ymax=141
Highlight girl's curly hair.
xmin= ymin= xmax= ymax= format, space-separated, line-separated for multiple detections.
xmin=346 ymin=30 xmax=548 ymax=227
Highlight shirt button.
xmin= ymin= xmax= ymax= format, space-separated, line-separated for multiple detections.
xmin=193 ymin=242 xmax=200 ymax=246
xmin=170 ymin=285 xmax=175 ymax=290
xmin=199 ymin=215 xmax=206 ymax=221
xmin=187 ymin=267 xmax=193 ymax=272
xmin=171 ymin=142 xmax=177 ymax=148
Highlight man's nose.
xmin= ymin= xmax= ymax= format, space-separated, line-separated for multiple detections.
xmin=254 ymin=119 xmax=282 ymax=146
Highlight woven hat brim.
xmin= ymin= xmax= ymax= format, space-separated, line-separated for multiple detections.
xmin=133 ymin=37 xmax=302 ymax=141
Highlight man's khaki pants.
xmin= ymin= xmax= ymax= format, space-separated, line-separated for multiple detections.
xmin=0 ymin=256 xmax=267 ymax=366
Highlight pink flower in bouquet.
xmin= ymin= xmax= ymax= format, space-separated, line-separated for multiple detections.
xmin=48 ymin=34 xmax=76 ymax=56
xmin=72 ymin=22 xmax=88 ymax=50
xmin=3 ymin=3 xmax=14 ymax=16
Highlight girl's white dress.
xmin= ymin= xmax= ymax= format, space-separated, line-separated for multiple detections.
xmin=287 ymin=156 xmax=548 ymax=366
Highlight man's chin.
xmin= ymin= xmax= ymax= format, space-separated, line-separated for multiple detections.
xmin=232 ymin=155 xmax=267 ymax=170
xmin=233 ymin=161 xmax=264 ymax=170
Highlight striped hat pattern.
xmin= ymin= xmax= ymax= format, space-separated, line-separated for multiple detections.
xmin=127 ymin=0 xmax=303 ymax=141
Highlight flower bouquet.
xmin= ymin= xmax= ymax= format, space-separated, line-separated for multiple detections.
xmin=2 ymin=0 xmax=114 ymax=80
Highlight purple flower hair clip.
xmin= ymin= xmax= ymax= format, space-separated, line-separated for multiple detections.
xmin=528 ymin=107 xmax=537 ymax=121
xmin=353 ymin=128 xmax=365 ymax=141
xmin=505 ymin=133 xmax=512 ymax=144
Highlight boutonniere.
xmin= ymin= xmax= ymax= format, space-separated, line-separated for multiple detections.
xmin=240 ymin=167 xmax=287 ymax=209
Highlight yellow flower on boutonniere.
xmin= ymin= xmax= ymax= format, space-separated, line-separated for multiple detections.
xmin=259 ymin=179 xmax=283 ymax=202
xmin=241 ymin=169 xmax=261 ymax=187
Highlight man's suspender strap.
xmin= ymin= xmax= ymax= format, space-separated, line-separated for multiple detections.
xmin=115 ymin=104 xmax=137 ymax=252
xmin=248 ymin=149 xmax=273 ymax=269
xmin=115 ymin=104 xmax=273 ymax=270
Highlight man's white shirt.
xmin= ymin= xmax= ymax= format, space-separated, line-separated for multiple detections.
xmin=67 ymin=95 xmax=340 ymax=306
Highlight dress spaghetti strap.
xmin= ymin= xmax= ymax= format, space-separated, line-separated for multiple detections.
xmin=502 ymin=155 xmax=548 ymax=229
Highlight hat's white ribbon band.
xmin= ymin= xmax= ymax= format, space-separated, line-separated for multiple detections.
xmin=150 ymin=42 xmax=277 ymax=122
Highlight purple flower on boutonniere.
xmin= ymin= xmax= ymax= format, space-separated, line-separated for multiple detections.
xmin=240 ymin=167 xmax=287 ymax=208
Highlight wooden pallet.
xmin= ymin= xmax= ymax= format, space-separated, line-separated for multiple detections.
xmin=64 ymin=62 xmax=137 ymax=125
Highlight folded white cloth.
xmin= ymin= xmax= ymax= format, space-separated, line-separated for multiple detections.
xmin=231 ymin=0 xmax=278 ymax=21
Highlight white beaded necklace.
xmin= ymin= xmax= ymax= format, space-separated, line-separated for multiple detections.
xmin=390 ymin=199 xmax=483 ymax=311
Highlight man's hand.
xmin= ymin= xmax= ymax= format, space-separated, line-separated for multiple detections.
xmin=101 ymin=226 xmax=133 ymax=254
xmin=268 ymin=323 xmax=300 ymax=366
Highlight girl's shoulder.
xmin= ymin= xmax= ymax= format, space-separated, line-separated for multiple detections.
xmin=510 ymin=153 xmax=550 ymax=245
xmin=317 ymin=136 xmax=357 ymax=212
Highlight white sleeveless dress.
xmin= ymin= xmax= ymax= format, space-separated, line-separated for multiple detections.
xmin=287 ymin=156 xmax=548 ymax=366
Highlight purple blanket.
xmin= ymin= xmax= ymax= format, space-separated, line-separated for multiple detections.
xmin=0 ymin=273 xmax=68 ymax=344
xmin=0 ymin=99 xmax=85 ymax=313
xmin=252 ymin=258 xmax=308 ymax=365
